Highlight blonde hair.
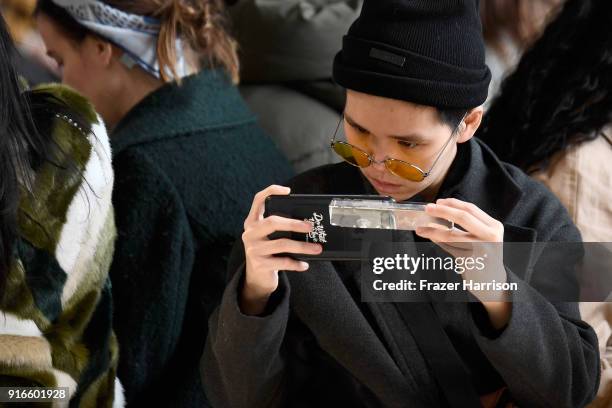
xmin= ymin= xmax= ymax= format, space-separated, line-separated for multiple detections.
xmin=104 ymin=0 xmax=240 ymax=84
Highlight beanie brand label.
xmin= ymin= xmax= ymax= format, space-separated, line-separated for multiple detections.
xmin=369 ymin=48 xmax=406 ymax=67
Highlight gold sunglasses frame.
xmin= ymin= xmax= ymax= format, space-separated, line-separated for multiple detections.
xmin=330 ymin=113 xmax=466 ymax=182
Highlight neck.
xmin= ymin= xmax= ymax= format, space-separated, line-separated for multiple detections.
xmin=106 ymin=66 xmax=164 ymax=131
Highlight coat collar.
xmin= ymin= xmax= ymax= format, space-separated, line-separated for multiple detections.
xmin=435 ymin=138 xmax=524 ymax=224
xmin=110 ymin=70 xmax=256 ymax=156
xmin=438 ymin=139 xmax=538 ymax=245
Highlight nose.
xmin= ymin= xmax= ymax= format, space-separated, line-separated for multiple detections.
xmin=370 ymin=158 xmax=386 ymax=171
xmin=363 ymin=139 xmax=390 ymax=172
xmin=367 ymin=151 xmax=388 ymax=174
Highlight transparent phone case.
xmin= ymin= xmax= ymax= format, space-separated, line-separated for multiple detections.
xmin=329 ymin=198 xmax=453 ymax=230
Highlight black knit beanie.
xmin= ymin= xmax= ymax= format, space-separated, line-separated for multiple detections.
xmin=333 ymin=0 xmax=491 ymax=109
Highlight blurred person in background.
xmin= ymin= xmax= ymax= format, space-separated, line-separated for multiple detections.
xmin=480 ymin=0 xmax=563 ymax=108
xmin=228 ymin=0 xmax=362 ymax=172
xmin=479 ymin=0 xmax=612 ymax=243
xmin=35 ymin=0 xmax=292 ymax=406
xmin=0 ymin=12 xmax=121 ymax=406
xmin=0 ymin=0 xmax=58 ymax=83
xmin=479 ymin=0 xmax=612 ymax=405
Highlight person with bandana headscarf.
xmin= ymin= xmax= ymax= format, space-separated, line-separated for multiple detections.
xmin=34 ymin=0 xmax=293 ymax=407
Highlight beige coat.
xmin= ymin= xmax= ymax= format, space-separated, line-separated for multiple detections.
xmin=532 ymin=126 xmax=612 ymax=241
xmin=532 ymin=126 xmax=612 ymax=407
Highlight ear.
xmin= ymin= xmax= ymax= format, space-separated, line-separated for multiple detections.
xmin=83 ymin=35 xmax=114 ymax=67
xmin=456 ymin=106 xmax=484 ymax=144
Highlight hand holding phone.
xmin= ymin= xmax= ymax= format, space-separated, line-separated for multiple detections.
xmin=240 ymin=185 xmax=323 ymax=315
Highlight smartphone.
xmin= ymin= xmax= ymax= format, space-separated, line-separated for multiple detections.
xmin=264 ymin=194 xmax=397 ymax=261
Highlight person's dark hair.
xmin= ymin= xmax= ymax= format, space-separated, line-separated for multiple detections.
xmin=478 ymin=0 xmax=612 ymax=171
xmin=0 ymin=13 xmax=90 ymax=296
xmin=0 ymin=14 xmax=43 ymax=293
xmin=36 ymin=0 xmax=240 ymax=83
xmin=438 ymin=108 xmax=468 ymax=130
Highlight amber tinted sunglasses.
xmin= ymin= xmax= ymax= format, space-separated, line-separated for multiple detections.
xmin=330 ymin=114 xmax=465 ymax=182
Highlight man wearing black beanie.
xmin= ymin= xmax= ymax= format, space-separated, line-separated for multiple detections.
xmin=201 ymin=1 xmax=600 ymax=407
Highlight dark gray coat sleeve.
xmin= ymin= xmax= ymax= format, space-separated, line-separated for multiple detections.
xmin=471 ymin=224 xmax=600 ymax=408
xmin=201 ymin=266 xmax=291 ymax=408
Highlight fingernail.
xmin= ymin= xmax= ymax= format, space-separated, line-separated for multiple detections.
xmin=300 ymin=262 xmax=309 ymax=270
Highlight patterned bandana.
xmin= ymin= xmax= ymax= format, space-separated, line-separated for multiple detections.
xmin=51 ymin=0 xmax=189 ymax=79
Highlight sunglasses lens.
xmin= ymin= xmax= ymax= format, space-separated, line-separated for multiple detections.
xmin=386 ymin=160 xmax=425 ymax=182
xmin=332 ymin=142 xmax=371 ymax=168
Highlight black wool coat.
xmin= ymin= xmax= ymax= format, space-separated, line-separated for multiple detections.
xmin=109 ymin=70 xmax=293 ymax=407
xmin=202 ymin=138 xmax=600 ymax=408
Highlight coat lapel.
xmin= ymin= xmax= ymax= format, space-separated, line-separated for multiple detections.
xmin=439 ymin=139 xmax=539 ymax=280
xmin=286 ymin=261 xmax=431 ymax=407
